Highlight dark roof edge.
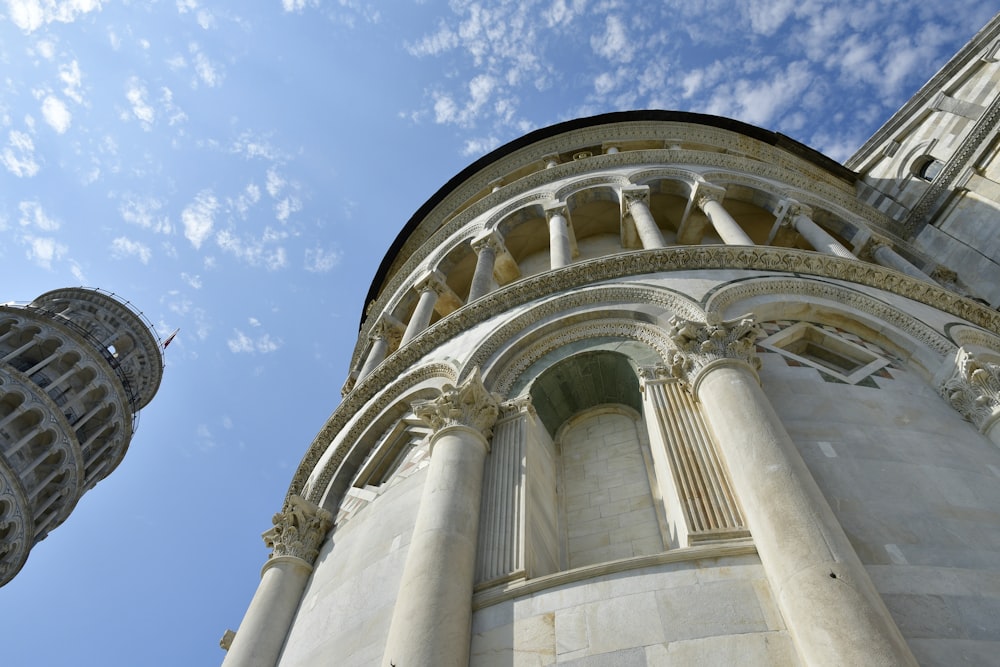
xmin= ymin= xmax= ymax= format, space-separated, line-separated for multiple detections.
xmin=362 ymin=109 xmax=854 ymax=323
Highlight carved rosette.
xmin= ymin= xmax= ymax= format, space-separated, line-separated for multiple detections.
xmin=664 ymin=314 xmax=763 ymax=389
xmin=412 ymin=368 xmax=501 ymax=440
xmin=262 ymin=494 xmax=333 ymax=564
xmin=940 ymin=348 xmax=1000 ymax=433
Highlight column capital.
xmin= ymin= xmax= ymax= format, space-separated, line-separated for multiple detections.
xmin=940 ymin=348 xmax=1000 ymax=434
xmin=692 ymin=182 xmax=727 ymax=208
xmin=413 ymin=269 xmax=449 ymax=296
xmin=413 ymin=368 xmax=501 ymax=440
xmin=621 ymin=185 xmax=651 ymax=208
xmin=543 ymin=200 xmax=569 ymax=220
xmin=499 ymin=395 xmax=535 ymax=421
xmin=774 ymin=198 xmax=813 ymax=226
xmin=637 ymin=364 xmax=677 ymax=386
xmin=665 ymin=314 xmax=763 ymax=391
xmin=471 ymin=230 xmax=504 ymax=255
xmin=370 ymin=317 xmax=404 ymax=345
xmin=858 ymin=234 xmax=892 ymax=261
xmin=262 ymin=495 xmax=333 ymax=565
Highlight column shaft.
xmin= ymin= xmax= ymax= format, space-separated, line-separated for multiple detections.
xmin=700 ymin=198 xmax=754 ymax=245
xmin=357 ymin=336 xmax=389 ymax=380
xmin=695 ymin=363 xmax=917 ymax=666
xmin=548 ymin=211 xmax=572 ymax=269
xmin=400 ymin=287 xmax=437 ymax=346
xmin=468 ymin=242 xmax=497 ymax=302
xmin=221 ymin=557 xmax=313 ymax=667
xmin=629 ymin=198 xmax=666 ymax=249
xmin=872 ymin=245 xmax=934 ymax=282
xmin=381 ymin=425 xmax=489 ymax=667
xmin=792 ymin=215 xmax=855 ymax=259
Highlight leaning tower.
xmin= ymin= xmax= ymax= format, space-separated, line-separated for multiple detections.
xmin=0 ymin=288 xmax=163 ymax=586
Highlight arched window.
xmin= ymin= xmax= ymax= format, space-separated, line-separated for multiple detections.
xmin=914 ymin=156 xmax=944 ymax=181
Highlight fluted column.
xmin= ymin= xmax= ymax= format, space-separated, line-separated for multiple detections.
xmin=357 ymin=318 xmax=403 ymax=381
xmin=400 ymin=270 xmax=447 ymax=346
xmin=544 ymin=202 xmax=572 ymax=269
xmin=776 ymin=199 xmax=855 ymax=259
xmin=622 ymin=186 xmax=666 ymax=249
xmin=665 ymin=315 xmax=917 ymax=667
xmin=695 ymin=185 xmax=753 ymax=245
xmin=940 ymin=348 xmax=1000 ymax=446
xmin=468 ymin=231 xmax=502 ymax=301
xmin=222 ymin=496 xmax=333 ymax=667
xmin=382 ymin=370 xmax=500 ymax=667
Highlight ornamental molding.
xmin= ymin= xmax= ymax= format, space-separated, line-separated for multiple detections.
xmin=296 ymin=362 xmax=458 ymax=507
xmin=293 ymin=246 xmax=1000 ymax=506
xmin=948 ymin=325 xmax=1000 ymax=353
xmin=664 ymin=315 xmax=764 ymax=388
xmin=262 ymin=494 xmax=332 ymax=565
xmin=490 ymin=318 xmax=676 ymax=397
xmin=939 ymin=348 xmax=1000 ymax=434
xmin=412 ymin=368 xmax=501 ymax=441
xmin=704 ymin=276 xmax=954 ymax=356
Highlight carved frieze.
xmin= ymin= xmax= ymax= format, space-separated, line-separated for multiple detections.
xmin=262 ymin=494 xmax=332 ymax=564
xmin=940 ymin=348 xmax=1000 ymax=433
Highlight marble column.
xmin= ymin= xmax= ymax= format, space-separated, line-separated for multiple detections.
xmin=665 ymin=315 xmax=917 ymax=667
xmin=865 ymin=236 xmax=934 ymax=282
xmin=468 ymin=231 xmax=502 ymax=301
xmin=544 ymin=202 xmax=572 ymax=269
xmin=777 ymin=200 xmax=855 ymax=259
xmin=357 ymin=318 xmax=403 ymax=381
xmin=222 ymin=496 xmax=332 ymax=667
xmin=696 ymin=186 xmax=754 ymax=246
xmin=622 ymin=186 xmax=666 ymax=249
xmin=381 ymin=370 xmax=500 ymax=667
xmin=400 ymin=270 xmax=447 ymax=347
xmin=940 ymin=348 xmax=1000 ymax=446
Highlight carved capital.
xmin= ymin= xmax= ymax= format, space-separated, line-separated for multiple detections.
xmin=413 ymin=368 xmax=501 ymax=439
xmin=262 ymin=494 xmax=333 ymax=564
xmin=665 ymin=314 xmax=763 ymax=388
xmin=471 ymin=230 xmax=503 ymax=256
xmin=621 ymin=185 xmax=651 ymax=211
xmin=499 ymin=395 xmax=535 ymax=420
xmin=413 ymin=269 xmax=448 ymax=296
xmin=858 ymin=234 xmax=892 ymax=262
xmin=371 ymin=317 xmax=404 ymax=346
xmin=940 ymin=348 xmax=1000 ymax=433
xmin=774 ymin=198 xmax=812 ymax=228
xmin=543 ymin=200 xmax=569 ymax=221
xmin=692 ymin=182 xmax=726 ymax=210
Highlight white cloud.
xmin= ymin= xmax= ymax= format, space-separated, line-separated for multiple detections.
xmin=125 ymin=77 xmax=155 ymax=128
xmin=304 ymin=246 xmax=341 ymax=273
xmin=110 ymin=236 xmax=152 ymax=264
xmin=35 ymin=39 xmax=56 ymax=59
xmin=1 ymin=130 xmax=40 ymax=177
xmin=281 ymin=0 xmax=316 ymax=12
xmin=181 ymin=190 xmax=218 ymax=249
xmin=265 ymin=168 xmax=285 ymax=197
xmin=23 ymin=235 xmax=67 ymax=269
xmin=227 ymin=329 xmax=282 ymax=353
xmin=591 ymin=14 xmax=634 ymax=64
xmin=41 ymin=95 xmax=71 ymax=133
xmin=181 ymin=272 xmax=202 ymax=289
xmin=406 ymin=22 xmax=458 ymax=56
xmin=7 ymin=0 xmax=104 ymax=33
xmin=19 ymin=200 xmax=59 ymax=231
xmin=59 ymin=60 xmax=83 ymax=103
xmin=189 ymin=43 xmax=222 ymax=87
xmin=215 ymin=228 xmax=288 ymax=270
xmin=274 ymin=196 xmax=301 ymax=222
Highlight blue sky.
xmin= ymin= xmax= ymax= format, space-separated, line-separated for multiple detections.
xmin=0 ymin=1 xmax=994 ymax=665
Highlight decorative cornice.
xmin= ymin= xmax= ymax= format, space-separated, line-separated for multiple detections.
xmin=940 ymin=348 xmax=1000 ymax=434
xmin=262 ymin=494 xmax=332 ymax=565
xmin=290 ymin=246 xmax=1000 ymax=509
xmin=412 ymin=368 xmax=500 ymax=441
xmin=664 ymin=315 xmax=763 ymax=389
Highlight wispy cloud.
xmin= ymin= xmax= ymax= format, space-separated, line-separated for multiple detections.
xmin=227 ymin=328 xmax=282 ymax=353
xmin=41 ymin=95 xmax=72 ymax=133
xmin=120 ymin=194 xmax=173 ymax=234
xmin=182 ymin=189 xmax=218 ymax=249
xmin=304 ymin=246 xmax=340 ymax=273
xmin=1 ymin=130 xmax=40 ymax=177
xmin=7 ymin=0 xmax=105 ymax=33
xmin=124 ymin=77 xmax=156 ymax=129
xmin=110 ymin=236 xmax=153 ymax=264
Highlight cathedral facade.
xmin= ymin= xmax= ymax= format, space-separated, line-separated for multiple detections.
xmin=222 ymin=14 xmax=1000 ymax=666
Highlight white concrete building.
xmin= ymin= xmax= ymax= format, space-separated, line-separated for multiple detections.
xmin=0 ymin=287 xmax=163 ymax=586
xmin=222 ymin=14 xmax=1000 ymax=666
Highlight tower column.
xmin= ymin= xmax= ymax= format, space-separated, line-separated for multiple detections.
xmin=666 ymin=315 xmax=917 ymax=667
xmin=544 ymin=202 xmax=572 ymax=269
xmin=696 ymin=186 xmax=754 ymax=245
xmin=400 ymin=270 xmax=447 ymax=346
xmin=865 ymin=237 xmax=935 ymax=282
xmin=357 ymin=318 xmax=403 ymax=381
xmin=776 ymin=200 xmax=855 ymax=259
xmin=622 ymin=186 xmax=666 ymax=249
xmin=381 ymin=370 xmax=499 ymax=667
xmin=222 ymin=496 xmax=332 ymax=667
xmin=468 ymin=231 xmax=502 ymax=301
